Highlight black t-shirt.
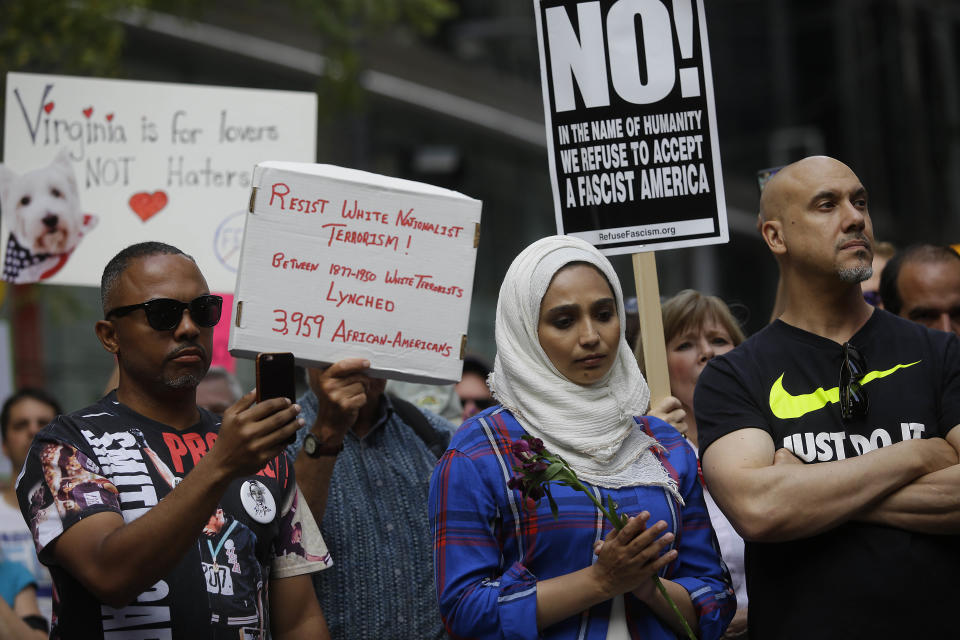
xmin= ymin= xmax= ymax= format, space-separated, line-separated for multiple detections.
xmin=16 ymin=392 xmax=330 ymax=640
xmin=696 ymin=309 xmax=960 ymax=639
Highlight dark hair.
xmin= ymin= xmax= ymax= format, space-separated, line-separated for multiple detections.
xmin=879 ymin=244 xmax=960 ymax=315
xmin=100 ymin=242 xmax=193 ymax=314
xmin=462 ymin=354 xmax=492 ymax=379
xmin=1 ymin=388 xmax=61 ymax=441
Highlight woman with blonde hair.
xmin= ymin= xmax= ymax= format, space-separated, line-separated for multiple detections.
xmin=643 ymin=289 xmax=748 ymax=638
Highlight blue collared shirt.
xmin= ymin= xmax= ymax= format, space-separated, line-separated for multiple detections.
xmin=288 ymin=392 xmax=454 ymax=640
xmin=429 ymin=407 xmax=736 ymax=640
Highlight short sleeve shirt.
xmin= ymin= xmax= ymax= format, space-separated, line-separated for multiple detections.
xmin=695 ymin=310 xmax=960 ymax=638
xmin=16 ymin=392 xmax=331 ymax=640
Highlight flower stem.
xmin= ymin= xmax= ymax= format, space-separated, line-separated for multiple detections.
xmin=654 ymin=575 xmax=698 ymax=640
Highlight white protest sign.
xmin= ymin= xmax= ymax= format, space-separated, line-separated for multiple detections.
xmin=228 ymin=162 xmax=482 ymax=384
xmin=533 ymin=0 xmax=727 ymax=255
xmin=1 ymin=72 xmax=316 ymax=290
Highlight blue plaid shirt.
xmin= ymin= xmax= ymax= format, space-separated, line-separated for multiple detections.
xmin=288 ymin=392 xmax=454 ymax=640
xmin=429 ymin=407 xmax=736 ymax=640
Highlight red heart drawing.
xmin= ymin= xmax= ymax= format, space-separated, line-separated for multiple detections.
xmin=43 ymin=102 xmax=54 ymax=114
xmin=128 ymin=191 xmax=168 ymax=222
xmin=82 ymin=107 xmax=93 ymax=118
xmin=106 ymin=113 xmax=114 ymax=122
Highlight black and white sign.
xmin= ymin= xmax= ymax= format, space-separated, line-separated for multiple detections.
xmin=534 ymin=0 xmax=728 ymax=255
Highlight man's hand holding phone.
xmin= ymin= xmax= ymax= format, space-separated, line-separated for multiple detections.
xmin=208 ymin=390 xmax=302 ymax=478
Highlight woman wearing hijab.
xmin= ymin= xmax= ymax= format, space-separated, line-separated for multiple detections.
xmin=429 ymin=236 xmax=734 ymax=640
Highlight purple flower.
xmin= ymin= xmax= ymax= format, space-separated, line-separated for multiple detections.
xmin=511 ymin=439 xmax=532 ymax=459
xmin=523 ymin=460 xmax=548 ymax=474
xmin=528 ymin=437 xmax=545 ymax=453
xmin=507 ymin=476 xmax=523 ymax=490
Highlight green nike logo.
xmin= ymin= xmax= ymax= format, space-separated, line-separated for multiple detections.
xmin=768 ymin=361 xmax=920 ymax=420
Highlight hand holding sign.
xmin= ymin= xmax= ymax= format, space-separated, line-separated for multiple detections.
xmin=306 ymin=358 xmax=376 ymax=438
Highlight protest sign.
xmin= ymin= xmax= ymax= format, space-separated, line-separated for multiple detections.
xmin=1 ymin=72 xmax=316 ymax=291
xmin=228 ymin=162 xmax=482 ymax=384
xmin=533 ymin=0 xmax=727 ymax=255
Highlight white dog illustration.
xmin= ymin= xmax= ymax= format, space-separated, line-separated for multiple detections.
xmin=0 ymin=150 xmax=98 ymax=283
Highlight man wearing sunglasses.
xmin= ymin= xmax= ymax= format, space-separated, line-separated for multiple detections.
xmin=15 ymin=242 xmax=332 ymax=639
xmin=694 ymin=156 xmax=960 ymax=639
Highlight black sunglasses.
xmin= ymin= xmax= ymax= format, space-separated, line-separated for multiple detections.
xmin=106 ymin=295 xmax=223 ymax=331
xmin=839 ymin=342 xmax=868 ymax=421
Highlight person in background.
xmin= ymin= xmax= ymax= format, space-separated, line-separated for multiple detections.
xmin=646 ymin=290 xmax=748 ymax=639
xmin=454 ymin=354 xmax=494 ymax=423
xmin=0 ymin=554 xmax=46 ymax=639
xmin=860 ymin=240 xmax=895 ymax=307
xmin=384 ymin=380 xmax=463 ymax=424
xmin=879 ymin=243 xmax=960 ymax=334
xmin=0 ymin=389 xmax=59 ymax=627
xmin=195 ymin=366 xmax=243 ymax=415
xmin=289 ymin=359 xmax=455 ymax=640
xmin=430 ymin=235 xmax=734 ymax=639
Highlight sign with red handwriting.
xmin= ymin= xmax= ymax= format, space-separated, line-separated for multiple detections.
xmin=1 ymin=72 xmax=316 ymax=289
xmin=228 ymin=162 xmax=483 ymax=384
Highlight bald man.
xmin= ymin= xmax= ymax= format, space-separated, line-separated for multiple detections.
xmin=694 ymin=157 xmax=960 ymax=639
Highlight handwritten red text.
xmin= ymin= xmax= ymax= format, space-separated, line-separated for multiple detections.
xmin=341 ymin=199 xmax=390 ymax=224
xmin=329 ymin=264 xmax=377 ymax=282
xmin=390 ymin=330 xmax=453 ymax=357
xmin=325 ymin=281 xmax=396 ymax=312
xmin=395 ymin=208 xmax=464 ymax=239
xmin=322 ymin=223 xmax=400 ymax=250
xmin=384 ymin=269 xmax=464 ymax=297
xmin=269 ymin=182 xmax=329 ymax=214
xmin=272 ymin=252 xmax=320 ymax=272
xmin=331 ymin=319 xmax=389 ymax=345
xmin=273 ymin=309 xmax=325 ymax=338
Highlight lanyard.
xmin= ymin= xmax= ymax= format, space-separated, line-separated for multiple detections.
xmin=207 ymin=519 xmax=239 ymax=569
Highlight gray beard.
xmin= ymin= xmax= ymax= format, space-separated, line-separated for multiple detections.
xmin=164 ymin=373 xmax=203 ymax=389
xmin=838 ymin=265 xmax=873 ymax=283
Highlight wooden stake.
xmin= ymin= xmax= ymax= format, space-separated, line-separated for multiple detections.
xmin=631 ymin=252 xmax=670 ymax=403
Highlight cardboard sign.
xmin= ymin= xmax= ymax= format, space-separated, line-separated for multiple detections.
xmin=1 ymin=72 xmax=316 ymax=290
xmin=533 ymin=0 xmax=728 ymax=255
xmin=228 ymin=162 xmax=482 ymax=384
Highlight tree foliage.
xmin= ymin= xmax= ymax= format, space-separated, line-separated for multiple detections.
xmin=0 ymin=0 xmax=457 ymax=112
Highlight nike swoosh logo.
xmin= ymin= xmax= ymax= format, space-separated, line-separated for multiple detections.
xmin=768 ymin=361 xmax=920 ymax=420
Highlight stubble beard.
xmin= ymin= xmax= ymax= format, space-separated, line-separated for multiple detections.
xmin=162 ymin=367 xmax=206 ymax=390
xmin=838 ymin=264 xmax=872 ymax=284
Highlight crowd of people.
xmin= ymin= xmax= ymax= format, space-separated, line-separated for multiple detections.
xmin=0 ymin=154 xmax=958 ymax=639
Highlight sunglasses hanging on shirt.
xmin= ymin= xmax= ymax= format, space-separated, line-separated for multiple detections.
xmin=839 ymin=341 xmax=869 ymax=421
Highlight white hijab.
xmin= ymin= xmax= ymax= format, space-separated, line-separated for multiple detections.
xmin=489 ymin=235 xmax=681 ymax=498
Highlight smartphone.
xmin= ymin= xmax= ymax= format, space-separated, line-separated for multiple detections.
xmin=256 ymin=352 xmax=297 ymax=444
xmin=256 ymin=352 xmax=296 ymax=404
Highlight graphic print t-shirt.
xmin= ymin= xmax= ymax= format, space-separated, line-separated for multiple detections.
xmin=695 ymin=309 xmax=960 ymax=638
xmin=16 ymin=392 xmax=331 ymax=640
